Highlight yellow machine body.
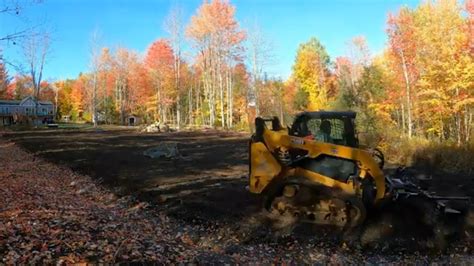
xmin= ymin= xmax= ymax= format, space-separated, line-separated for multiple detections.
xmin=249 ymin=115 xmax=386 ymax=204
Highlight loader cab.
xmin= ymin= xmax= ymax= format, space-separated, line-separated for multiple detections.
xmin=289 ymin=111 xmax=359 ymax=148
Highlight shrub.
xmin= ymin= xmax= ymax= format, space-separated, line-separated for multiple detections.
xmin=412 ymin=143 xmax=474 ymax=176
xmin=368 ymin=132 xmax=473 ymax=175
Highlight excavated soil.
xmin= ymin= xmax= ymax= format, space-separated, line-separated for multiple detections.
xmin=3 ymin=128 xmax=474 ymax=262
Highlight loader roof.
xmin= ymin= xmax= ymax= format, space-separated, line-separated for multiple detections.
xmin=295 ymin=111 xmax=356 ymax=120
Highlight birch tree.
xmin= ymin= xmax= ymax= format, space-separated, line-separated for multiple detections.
xmin=248 ymin=20 xmax=273 ymax=117
xmin=88 ymin=30 xmax=102 ymax=127
xmin=186 ymin=0 xmax=245 ymax=128
xmin=164 ymin=5 xmax=184 ymax=130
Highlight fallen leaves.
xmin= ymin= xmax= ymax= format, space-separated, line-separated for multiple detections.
xmin=0 ymin=139 xmax=195 ymax=263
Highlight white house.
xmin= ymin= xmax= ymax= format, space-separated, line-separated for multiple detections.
xmin=0 ymin=96 xmax=55 ymax=126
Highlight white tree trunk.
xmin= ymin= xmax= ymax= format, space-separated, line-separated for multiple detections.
xmin=400 ymin=49 xmax=412 ymax=138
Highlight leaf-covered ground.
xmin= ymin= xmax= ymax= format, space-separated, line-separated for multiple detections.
xmin=1 ymin=135 xmax=473 ymax=264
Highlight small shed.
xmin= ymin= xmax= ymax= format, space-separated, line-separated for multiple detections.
xmin=62 ymin=115 xmax=71 ymax=122
xmin=127 ymin=115 xmax=140 ymax=126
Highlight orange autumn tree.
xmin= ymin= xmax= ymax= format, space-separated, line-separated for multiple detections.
xmin=38 ymin=81 xmax=55 ymax=102
xmin=144 ymin=39 xmax=175 ymax=122
xmin=383 ymin=0 xmax=474 ymax=142
xmin=386 ymin=7 xmax=419 ymax=138
xmin=0 ymin=57 xmax=9 ymax=98
xmin=70 ymin=74 xmax=88 ymax=120
xmin=414 ymin=0 xmax=473 ymax=142
xmin=55 ymin=80 xmax=75 ymax=119
xmin=468 ymin=0 xmax=474 ymax=54
xmin=127 ymin=54 xmax=151 ymax=121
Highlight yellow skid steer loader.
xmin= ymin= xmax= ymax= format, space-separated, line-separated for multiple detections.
xmin=249 ymin=111 xmax=469 ymax=228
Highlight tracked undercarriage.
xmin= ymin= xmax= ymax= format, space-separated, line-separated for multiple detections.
xmin=268 ymin=184 xmax=366 ymax=228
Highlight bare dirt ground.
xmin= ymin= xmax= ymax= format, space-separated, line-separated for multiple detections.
xmin=2 ymin=127 xmax=474 ymax=263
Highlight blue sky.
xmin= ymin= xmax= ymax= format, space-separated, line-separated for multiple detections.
xmin=1 ymin=0 xmax=419 ymax=81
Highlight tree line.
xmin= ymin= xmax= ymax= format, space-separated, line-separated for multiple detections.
xmin=0 ymin=0 xmax=473 ymax=145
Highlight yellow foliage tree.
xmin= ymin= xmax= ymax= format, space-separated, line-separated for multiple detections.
xmin=292 ymin=38 xmax=331 ymax=111
xmin=414 ymin=0 xmax=473 ymax=142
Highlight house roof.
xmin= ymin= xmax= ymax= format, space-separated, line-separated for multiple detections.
xmin=19 ymin=96 xmax=35 ymax=105
xmin=0 ymin=100 xmax=21 ymax=105
xmin=0 ymin=97 xmax=53 ymax=106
